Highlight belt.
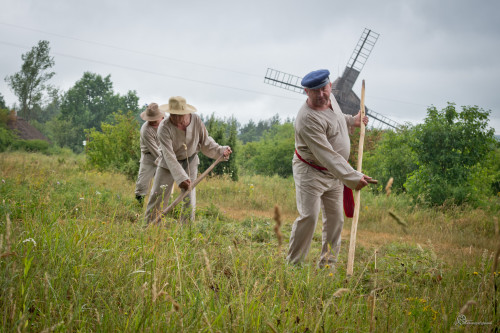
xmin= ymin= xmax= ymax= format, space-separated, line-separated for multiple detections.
xmin=178 ymin=153 xmax=197 ymax=168
xmin=295 ymin=149 xmax=327 ymax=172
xmin=295 ymin=149 xmax=355 ymax=218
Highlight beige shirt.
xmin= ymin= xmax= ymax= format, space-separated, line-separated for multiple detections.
xmin=294 ymin=94 xmax=363 ymax=189
xmin=156 ymin=113 xmax=226 ymax=185
xmin=139 ymin=121 xmax=160 ymax=163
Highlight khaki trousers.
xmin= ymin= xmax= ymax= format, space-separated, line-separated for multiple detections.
xmin=144 ymin=160 xmax=198 ymax=224
xmin=287 ymin=160 xmax=344 ymax=266
xmin=134 ymin=154 xmax=157 ymax=196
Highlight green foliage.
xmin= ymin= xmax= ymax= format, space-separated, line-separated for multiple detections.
xmin=199 ymin=114 xmax=239 ymax=181
xmin=364 ymin=126 xmax=418 ymax=193
xmin=58 ymin=72 xmax=139 ymax=152
xmin=4 ymin=40 xmax=55 ymax=121
xmin=10 ymin=139 xmax=50 ymax=153
xmin=0 ymin=108 xmax=10 ymax=126
xmin=85 ymin=111 xmax=140 ymax=180
xmin=405 ymin=103 xmax=496 ymax=206
xmin=238 ymin=113 xmax=283 ymax=143
xmin=0 ymin=127 xmax=15 ymax=152
xmin=0 ymin=92 xmax=6 ymax=109
xmin=45 ymin=118 xmax=83 ymax=153
xmin=239 ymin=122 xmax=295 ymax=177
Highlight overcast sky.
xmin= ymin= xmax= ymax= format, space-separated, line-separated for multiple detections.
xmin=1 ymin=0 xmax=499 ymax=134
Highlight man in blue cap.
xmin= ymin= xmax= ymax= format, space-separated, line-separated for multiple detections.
xmin=287 ymin=69 xmax=372 ymax=270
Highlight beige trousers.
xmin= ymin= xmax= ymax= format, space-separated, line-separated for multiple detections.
xmin=287 ymin=159 xmax=344 ymax=266
xmin=134 ymin=154 xmax=157 ymax=196
xmin=144 ymin=160 xmax=198 ymax=224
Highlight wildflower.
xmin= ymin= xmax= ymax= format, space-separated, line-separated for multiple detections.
xmin=329 ymin=273 xmax=333 ymax=277
xmin=96 ymin=191 xmax=101 ymax=195
xmin=420 ymin=299 xmax=427 ymax=303
xmin=160 ymin=185 xmax=168 ymax=190
xmin=79 ymin=197 xmax=84 ymax=200
xmin=249 ymin=184 xmax=254 ymax=190
xmin=57 ymin=181 xmax=60 ymax=185
xmin=2 ymin=179 xmax=5 ymax=183
xmin=22 ymin=238 xmax=37 ymax=246
xmin=325 ymin=264 xmax=330 ymax=269
xmin=473 ymin=272 xmax=478 ymax=275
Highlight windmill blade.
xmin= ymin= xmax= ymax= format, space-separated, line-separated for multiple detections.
xmin=335 ymin=28 xmax=380 ymax=93
xmin=264 ymin=68 xmax=305 ymax=94
xmin=365 ymin=108 xmax=401 ymax=130
xmin=347 ymin=28 xmax=380 ymax=73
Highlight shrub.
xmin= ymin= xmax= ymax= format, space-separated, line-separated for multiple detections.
xmin=405 ymin=103 xmax=496 ymax=206
xmin=85 ymin=111 xmax=140 ymax=180
xmin=11 ymin=139 xmax=50 ymax=153
xmin=363 ymin=125 xmax=418 ymax=193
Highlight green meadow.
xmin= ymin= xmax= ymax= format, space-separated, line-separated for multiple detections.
xmin=1 ymin=152 xmax=499 ymax=332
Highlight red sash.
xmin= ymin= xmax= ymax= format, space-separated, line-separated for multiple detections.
xmin=295 ymin=149 xmax=355 ymax=218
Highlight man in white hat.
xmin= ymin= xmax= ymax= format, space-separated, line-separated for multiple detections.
xmin=287 ymin=69 xmax=372 ymax=270
xmin=135 ymin=103 xmax=165 ymax=204
xmin=144 ymin=96 xmax=232 ymax=224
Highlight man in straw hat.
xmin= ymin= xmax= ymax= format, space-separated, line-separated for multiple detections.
xmin=135 ymin=103 xmax=164 ymax=204
xmin=287 ymin=69 xmax=372 ymax=270
xmin=144 ymin=96 xmax=232 ymax=224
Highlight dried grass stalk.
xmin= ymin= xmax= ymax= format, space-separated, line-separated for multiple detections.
xmin=385 ymin=177 xmax=394 ymax=196
xmin=459 ymin=299 xmax=476 ymax=315
xmin=273 ymin=205 xmax=283 ymax=247
xmin=333 ymin=288 xmax=350 ymax=297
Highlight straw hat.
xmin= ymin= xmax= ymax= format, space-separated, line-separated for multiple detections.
xmin=159 ymin=96 xmax=197 ymax=115
xmin=140 ymin=103 xmax=165 ymax=121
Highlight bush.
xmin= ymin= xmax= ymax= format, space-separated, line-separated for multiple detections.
xmin=363 ymin=125 xmax=418 ymax=193
xmin=11 ymin=139 xmax=50 ymax=153
xmin=85 ymin=111 xmax=140 ymax=180
xmin=405 ymin=103 xmax=496 ymax=206
xmin=239 ymin=122 xmax=295 ymax=177
xmin=0 ymin=127 xmax=15 ymax=152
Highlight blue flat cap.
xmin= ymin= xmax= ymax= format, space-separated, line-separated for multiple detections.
xmin=301 ymin=69 xmax=331 ymax=89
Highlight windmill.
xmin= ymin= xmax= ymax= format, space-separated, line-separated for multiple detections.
xmin=264 ymin=28 xmax=400 ymax=130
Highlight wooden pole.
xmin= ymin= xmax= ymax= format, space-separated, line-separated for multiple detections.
xmin=153 ymin=154 xmax=225 ymax=225
xmin=347 ymin=80 xmax=366 ymax=276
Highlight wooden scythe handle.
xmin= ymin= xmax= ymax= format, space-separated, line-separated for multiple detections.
xmin=153 ymin=154 xmax=226 ymax=225
xmin=347 ymin=80 xmax=366 ymax=276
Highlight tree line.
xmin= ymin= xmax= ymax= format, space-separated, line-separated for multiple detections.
xmin=2 ymin=40 xmax=499 ymax=207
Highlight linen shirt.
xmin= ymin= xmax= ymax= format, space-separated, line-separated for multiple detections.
xmin=139 ymin=121 xmax=160 ymax=163
xmin=294 ymin=94 xmax=363 ymax=189
xmin=156 ymin=113 xmax=226 ymax=185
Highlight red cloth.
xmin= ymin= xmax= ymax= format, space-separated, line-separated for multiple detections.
xmin=295 ymin=149 xmax=355 ymax=218
xmin=343 ymin=185 xmax=354 ymax=218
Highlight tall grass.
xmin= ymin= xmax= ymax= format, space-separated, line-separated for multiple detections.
xmin=1 ymin=152 xmax=499 ymax=331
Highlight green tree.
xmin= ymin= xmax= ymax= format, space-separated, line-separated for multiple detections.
xmin=4 ymin=40 xmax=55 ymax=121
xmin=0 ymin=108 xmax=15 ymax=151
xmin=239 ymin=122 xmax=295 ymax=177
xmin=405 ymin=103 xmax=496 ymax=206
xmin=363 ymin=126 xmax=418 ymax=193
xmin=0 ymin=92 xmax=6 ymax=109
xmin=85 ymin=111 xmax=140 ymax=180
xmin=58 ymin=72 xmax=139 ymax=152
xmin=199 ymin=114 xmax=239 ymax=180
